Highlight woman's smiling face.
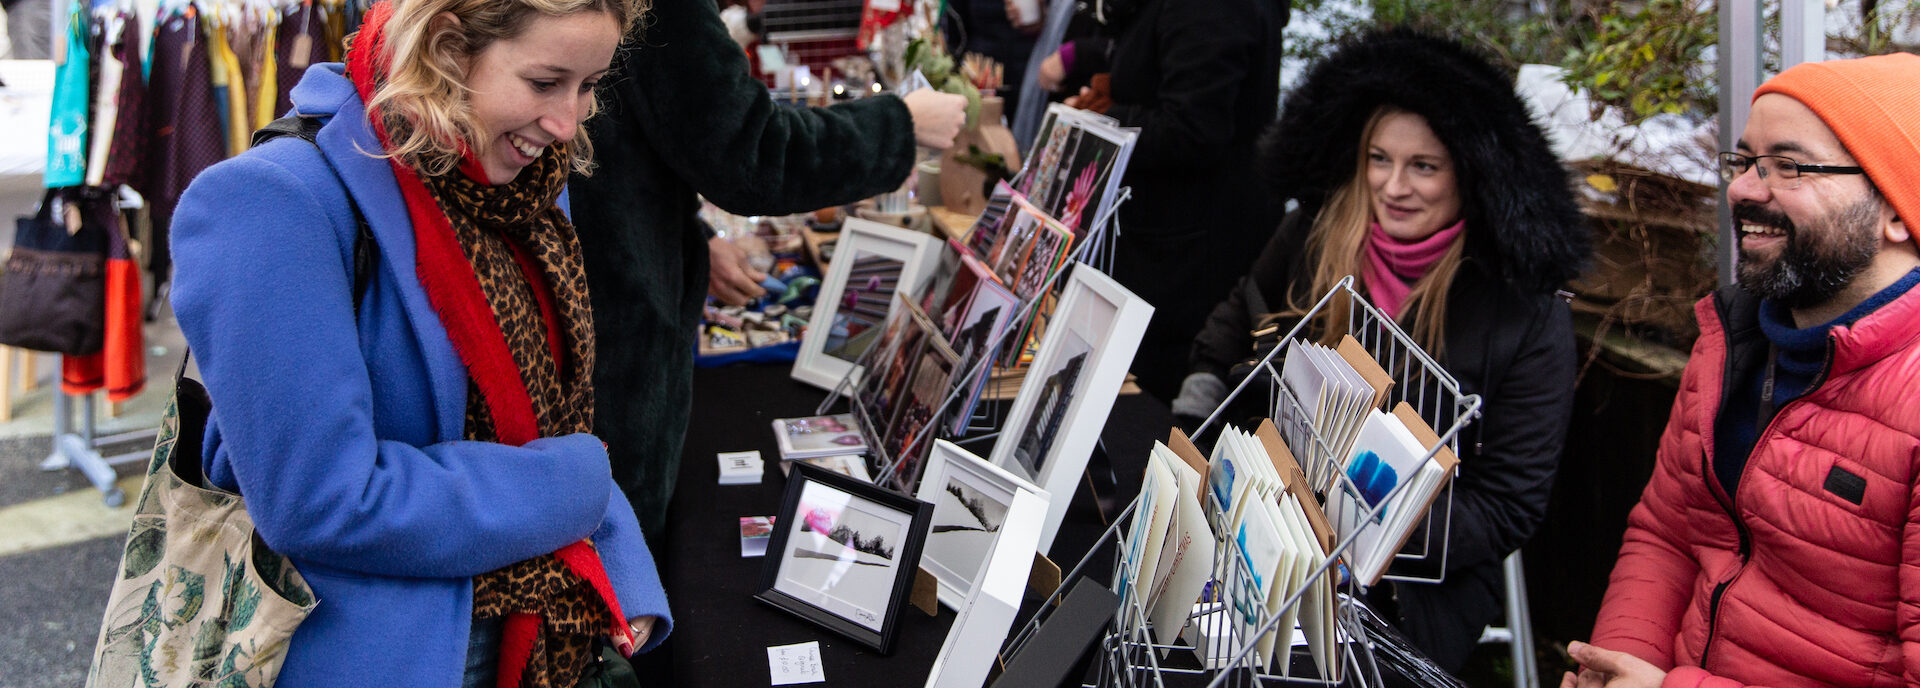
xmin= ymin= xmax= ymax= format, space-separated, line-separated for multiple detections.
xmin=1366 ymin=111 xmax=1462 ymax=240
xmin=461 ymin=9 xmax=620 ymax=184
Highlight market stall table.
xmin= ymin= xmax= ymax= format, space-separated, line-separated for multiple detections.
xmin=653 ymin=363 xmax=1174 ymax=686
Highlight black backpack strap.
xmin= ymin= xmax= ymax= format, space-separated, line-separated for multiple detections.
xmin=252 ymin=114 xmax=378 ymax=316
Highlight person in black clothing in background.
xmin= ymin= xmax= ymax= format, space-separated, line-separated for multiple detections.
xmin=569 ymin=0 xmax=967 ymax=547
xmin=943 ymin=0 xmax=1044 ymax=115
xmin=1035 ymin=0 xmax=1289 ymax=403
xmin=1174 ymin=29 xmax=1587 ymax=672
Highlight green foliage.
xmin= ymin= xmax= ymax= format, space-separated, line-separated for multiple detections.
xmin=1560 ymin=0 xmax=1718 ymax=120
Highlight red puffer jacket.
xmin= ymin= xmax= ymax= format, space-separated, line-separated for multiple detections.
xmin=1590 ymin=283 xmax=1920 ymax=687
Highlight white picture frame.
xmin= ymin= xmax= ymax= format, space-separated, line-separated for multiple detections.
xmin=791 ymin=219 xmax=941 ymax=391
xmin=914 ymin=440 xmax=1051 ymax=610
xmin=989 ymin=264 xmax=1153 ymax=553
xmin=923 ymin=488 xmax=1048 ymax=688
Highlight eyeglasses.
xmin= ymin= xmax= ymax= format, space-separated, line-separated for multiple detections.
xmin=1718 ymin=151 xmax=1866 ymax=190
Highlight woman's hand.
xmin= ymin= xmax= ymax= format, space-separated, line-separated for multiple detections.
xmin=1560 ymin=641 xmax=1665 ymax=688
xmin=903 ymin=89 xmax=968 ymax=149
xmin=627 ymin=615 xmax=658 ymax=649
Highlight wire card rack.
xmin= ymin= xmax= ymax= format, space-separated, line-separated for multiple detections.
xmin=811 ymin=188 xmax=1128 ymax=495
xmin=1003 ymin=277 xmax=1482 ymax=687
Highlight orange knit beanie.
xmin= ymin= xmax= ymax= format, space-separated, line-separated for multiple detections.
xmin=1754 ymin=52 xmax=1920 ymax=228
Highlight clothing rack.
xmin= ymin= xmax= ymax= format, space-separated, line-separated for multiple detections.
xmin=34 ymin=0 xmax=366 ymax=503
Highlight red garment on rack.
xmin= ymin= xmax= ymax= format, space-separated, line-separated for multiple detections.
xmin=62 ymin=193 xmax=146 ymax=401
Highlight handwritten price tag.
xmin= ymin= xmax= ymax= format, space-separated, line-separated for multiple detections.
xmin=767 ymin=641 xmax=825 ymax=685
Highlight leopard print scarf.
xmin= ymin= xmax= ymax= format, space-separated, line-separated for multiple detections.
xmin=422 ymin=146 xmax=604 ymax=688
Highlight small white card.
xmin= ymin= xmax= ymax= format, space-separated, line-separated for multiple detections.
xmin=768 ymin=641 xmax=825 ymax=685
xmin=719 ymin=450 xmax=765 ymax=485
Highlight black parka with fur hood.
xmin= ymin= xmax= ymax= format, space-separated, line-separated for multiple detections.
xmin=1178 ymin=29 xmax=1589 ymax=671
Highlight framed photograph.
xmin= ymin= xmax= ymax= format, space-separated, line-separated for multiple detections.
xmin=989 ymin=265 xmax=1154 ymax=552
xmin=756 ymin=462 xmax=934 ymax=654
xmin=914 ymin=440 xmax=1050 ymax=610
xmin=922 ymin=488 xmax=1049 ymax=688
xmin=791 ymin=219 xmax=940 ymax=391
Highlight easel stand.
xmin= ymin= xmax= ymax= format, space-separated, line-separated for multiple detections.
xmin=38 ymin=357 xmax=155 ymax=507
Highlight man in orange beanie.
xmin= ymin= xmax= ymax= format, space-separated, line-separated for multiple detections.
xmin=1564 ymin=52 xmax=1920 ymax=688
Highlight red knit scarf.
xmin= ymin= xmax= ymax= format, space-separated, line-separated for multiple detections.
xmin=343 ymin=4 xmax=636 ymax=685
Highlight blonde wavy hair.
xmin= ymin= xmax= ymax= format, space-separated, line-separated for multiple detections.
xmin=354 ymin=0 xmax=647 ymax=177
xmin=1280 ymin=105 xmax=1464 ymax=357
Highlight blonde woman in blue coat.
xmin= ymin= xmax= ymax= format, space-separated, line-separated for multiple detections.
xmin=168 ymin=0 xmax=668 ymax=684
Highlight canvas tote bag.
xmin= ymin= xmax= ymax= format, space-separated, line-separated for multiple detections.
xmin=84 ymin=367 xmax=318 ymax=688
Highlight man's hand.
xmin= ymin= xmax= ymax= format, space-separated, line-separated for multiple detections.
xmin=903 ymin=89 xmax=968 ymax=149
xmin=1560 ymin=641 xmax=1665 ymax=688
xmin=1038 ymin=52 xmax=1066 ymax=92
xmin=708 ymin=236 xmax=768 ymax=306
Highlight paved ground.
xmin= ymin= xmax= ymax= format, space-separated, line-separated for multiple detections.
xmin=0 ymin=319 xmax=181 ymax=687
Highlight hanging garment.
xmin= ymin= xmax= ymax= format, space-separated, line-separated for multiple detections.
xmin=206 ymin=13 xmax=248 ymax=157
xmin=62 ymin=188 xmax=146 ymax=401
xmin=85 ymin=12 xmax=129 ymax=188
xmin=46 ymin=6 xmax=92 ymax=188
xmin=102 ymin=9 xmax=149 ymax=189
xmin=274 ymin=0 xmax=326 ymax=115
xmin=255 ymin=23 xmax=277 ymax=126
xmin=142 ymin=5 xmax=224 ymax=220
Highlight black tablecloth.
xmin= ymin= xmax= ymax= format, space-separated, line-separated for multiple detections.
xmin=649 ymin=364 xmax=1175 ymax=687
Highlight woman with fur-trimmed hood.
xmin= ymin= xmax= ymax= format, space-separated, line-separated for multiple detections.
xmin=1174 ymin=28 xmax=1588 ymax=671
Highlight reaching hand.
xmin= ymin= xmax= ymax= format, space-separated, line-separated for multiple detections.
xmin=627 ymin=615 xmax=657 ymax=649
xmin=902 ymin=89 xmax=968 ymax=150
xmin=1560 ymin=641 xmax=1665 ymax=688
xmin=708 ymin=236 xmax=768 ymax=306
xmin=1038 ymin=52 xmax=1066 ymax=92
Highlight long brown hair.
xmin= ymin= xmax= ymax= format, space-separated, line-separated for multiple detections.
xmin=1279 ymin=105 xmax=1465 ymax=357
xmin=355 ymin=0 xmax=647 ymax=177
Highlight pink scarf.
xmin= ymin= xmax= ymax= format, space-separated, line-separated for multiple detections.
xmin=1362 ymin=220 xmax=1463 ymax=318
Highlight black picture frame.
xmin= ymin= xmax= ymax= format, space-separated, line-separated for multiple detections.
xmin=755 ymin=461 xmax=934 ymax=654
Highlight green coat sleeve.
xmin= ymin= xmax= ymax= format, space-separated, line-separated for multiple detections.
xmin=607 ymin=0 xmax=918 ymax=213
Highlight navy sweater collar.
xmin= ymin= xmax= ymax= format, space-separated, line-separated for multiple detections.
xmin=1758 ymin=267 xmax=1920 ymax=377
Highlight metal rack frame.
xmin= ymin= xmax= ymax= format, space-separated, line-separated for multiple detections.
xmin=811 ymin=190 xmax=1128 ymax=493
xmin=1004 ymin=278 xmax=1482 ymax=687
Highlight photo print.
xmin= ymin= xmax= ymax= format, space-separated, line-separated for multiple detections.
xmin=914 ymin=441 xmax=1050 ymax=610
xmin=823 ymin=253 xmax=904 ymax=363
xmin=887 ymin=335 xmax=960 ymax=493
xmin=926 ymin=475 xmax=1011 ymax=596
xmin=1012 ymin=221 xmax=1073 ymax=302
xmin=944 ymin=275 xmax=1017 ymax=435
xmin=1048 ymin=125 xmax=1130 ymax=236
xmin=774 ymin=480 xmax=915 ymax=632
xmin=963 ymin=183 xmax=1020 ymax=259
xmin=988 ymin=203 xmax=1045 ymax=283
xmin=773 ymin=413 xmax=869 ymax=459
xmin=1011 ymin=333 xmax=1091 ymax=479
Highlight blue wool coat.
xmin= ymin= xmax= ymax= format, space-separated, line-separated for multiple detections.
xmin=169 ymin=64 xmax=671 ymax=687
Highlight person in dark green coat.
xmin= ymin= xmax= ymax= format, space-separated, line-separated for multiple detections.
xmin=569 ymin=0 xmax=967 ymax=544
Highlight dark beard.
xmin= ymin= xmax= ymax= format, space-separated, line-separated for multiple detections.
xmin=1734 ymin=198 xmax=1882 ymax=310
